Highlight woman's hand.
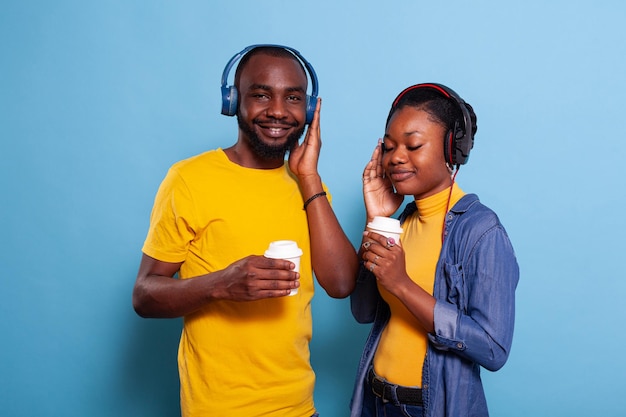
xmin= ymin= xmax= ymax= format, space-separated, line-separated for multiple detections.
xmin=360 ymin=231 xmax=410 ymax=295
xmin=362 ymin=140 xmax=403 ymax=220
xmin=360 ymin=231 xmax=436 ymax=333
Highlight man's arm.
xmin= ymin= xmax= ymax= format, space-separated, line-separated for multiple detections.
xmin=132 ymin=253 xmax=301 ymax=318
xmin=300 ymin=177 xmax=359 ymax=298
xmin=288 ymin=98 xmax=359 ymax=299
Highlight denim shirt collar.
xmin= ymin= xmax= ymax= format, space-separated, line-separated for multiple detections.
xmin=400 ymin=193 xmax=479 ymax=225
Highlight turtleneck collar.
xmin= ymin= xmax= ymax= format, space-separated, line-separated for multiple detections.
xmin=414 ymin=182 xmax=464 ymax=219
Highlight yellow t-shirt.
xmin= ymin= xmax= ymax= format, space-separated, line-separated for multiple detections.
xmin=142 ymin=149 xmax=318 ymax=417
xmin=373 ymin=183 xmax=464 ymax=387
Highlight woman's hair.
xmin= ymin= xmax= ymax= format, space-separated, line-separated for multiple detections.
xmin=386 ymin=88 xmax=478 ymax=138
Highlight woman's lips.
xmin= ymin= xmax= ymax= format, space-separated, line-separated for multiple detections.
xmin=389 ymin=170 xmax=414 ymax=182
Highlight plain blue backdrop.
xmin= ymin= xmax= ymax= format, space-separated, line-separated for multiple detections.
xmin=1 ymin=1 xmax=625 ymax=416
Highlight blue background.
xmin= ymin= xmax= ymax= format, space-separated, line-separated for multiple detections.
xmin=1 ymin=1 xmax=625 ymax=416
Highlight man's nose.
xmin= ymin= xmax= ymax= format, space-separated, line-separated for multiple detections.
xmin=266 ymin=98 xmax=287 ymax=119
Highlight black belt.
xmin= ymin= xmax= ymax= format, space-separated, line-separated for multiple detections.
xmin=368 ymin=368 xmax=423 ymax=406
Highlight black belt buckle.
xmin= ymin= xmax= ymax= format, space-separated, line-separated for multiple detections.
xmin=369 ymin=369 xmax=390 ymax=403
xmin=375 ymin=375 xmax=390 ymax=403
xmin=368 ymin=368 xmax=423 ymax=406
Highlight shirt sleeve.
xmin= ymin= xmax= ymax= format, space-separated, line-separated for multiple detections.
xmin=429 ymin=225 xmax=519 ymax=371
xmin=350 ymin=263 xmax=382 ymax=324
xmin=142 ymin=166 xmax=197 ymax=263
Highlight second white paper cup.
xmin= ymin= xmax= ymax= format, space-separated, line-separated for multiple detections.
xmin=366 ymin=216 xmax=403 ymax=243
xmin=264 ymin=240 xmax=303 ymax=296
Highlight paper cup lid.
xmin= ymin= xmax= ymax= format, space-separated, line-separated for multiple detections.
xmin=367 ymin=216 xmax=403 ymax=233
xmin=264 ymin=240 xmax=303 ymax=259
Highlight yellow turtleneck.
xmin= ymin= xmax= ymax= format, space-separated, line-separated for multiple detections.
xmin=373 ymin=183 xmax=465 ymax=387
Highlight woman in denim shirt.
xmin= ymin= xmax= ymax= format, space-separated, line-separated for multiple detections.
xmin=350 ymin=83 xmax=519 ymax=417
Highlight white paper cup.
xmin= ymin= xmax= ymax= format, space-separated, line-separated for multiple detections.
xmin=366 ymin=216 xmax=403 ymax=243
xmin=264 ymin=240 xmax=303 ymax=296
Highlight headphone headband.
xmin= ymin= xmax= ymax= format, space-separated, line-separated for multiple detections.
xmin=220 ymin=44 xmax=319 ymax=124
xmin=391 ymin=83 xmax=475 ymax=166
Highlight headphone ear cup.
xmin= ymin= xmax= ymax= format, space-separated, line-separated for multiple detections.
xmin=444 ymin=126 xmax=470 ymax=166
xmin=305 ymin=95 xmax=316 ymax=124
xmin=221 ymin=86 xmax=238 ymax=116
xmin=453 ymin=127 xmax=470 ymax=165
xmin=444 ymin=130 xmax=455 ymax=166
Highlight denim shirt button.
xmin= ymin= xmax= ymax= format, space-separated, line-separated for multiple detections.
xmin=456 ymin=342 xmax=464 ymax=349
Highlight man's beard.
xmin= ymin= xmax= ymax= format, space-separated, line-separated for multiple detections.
xmin=237 ymin=115 xmax=305 ymax=159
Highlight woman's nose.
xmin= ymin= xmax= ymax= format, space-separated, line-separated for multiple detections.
xmin=388 ymin=148 xmax=407 ymax=164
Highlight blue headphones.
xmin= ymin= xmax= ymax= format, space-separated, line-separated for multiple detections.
xmin=220 ymin=44 xmax=319 ymax=124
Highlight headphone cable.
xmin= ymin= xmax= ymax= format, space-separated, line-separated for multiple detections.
xmin=441 ymin=167 xmax=459 ymax=244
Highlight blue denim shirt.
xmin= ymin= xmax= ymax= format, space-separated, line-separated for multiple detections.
xmin=349 ymin=194 xmax=519 ymax=417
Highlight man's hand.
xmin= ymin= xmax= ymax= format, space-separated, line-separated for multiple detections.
xmin=212 ymin=255 xmax=299 ymax=301
xmin=132 ymin=253 xmax=299 ymax=318
xmin=288 ymin=97 xmax=322 ymax=182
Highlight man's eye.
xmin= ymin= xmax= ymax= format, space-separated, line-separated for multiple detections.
xmin=287 ymin=95 xmax=302 ymax=102
xmin=407 ymin=145 xmax=422 ymax=151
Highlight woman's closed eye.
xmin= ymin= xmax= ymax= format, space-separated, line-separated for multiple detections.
xmin=381 ymin=142 xmax=394 ymax=152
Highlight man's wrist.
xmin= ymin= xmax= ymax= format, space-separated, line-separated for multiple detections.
xmin=298 ymin=174 xmax=323 ymax=195
xmin=303 ymin=191 xmax=327 ymax=210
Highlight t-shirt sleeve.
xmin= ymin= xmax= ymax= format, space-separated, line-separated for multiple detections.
xmin=142 ymin=167 xmax=197 ymax=263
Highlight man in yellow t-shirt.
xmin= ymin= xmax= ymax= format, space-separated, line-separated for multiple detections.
xmin=132 ymin=45 xmax=358 ymax=417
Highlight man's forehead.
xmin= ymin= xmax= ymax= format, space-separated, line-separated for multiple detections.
xmin=237 ymin=54 xmax=307 ymax=88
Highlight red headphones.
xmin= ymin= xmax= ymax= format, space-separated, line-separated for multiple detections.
xmin=391 ymin=83 xmax=475 ymax=166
